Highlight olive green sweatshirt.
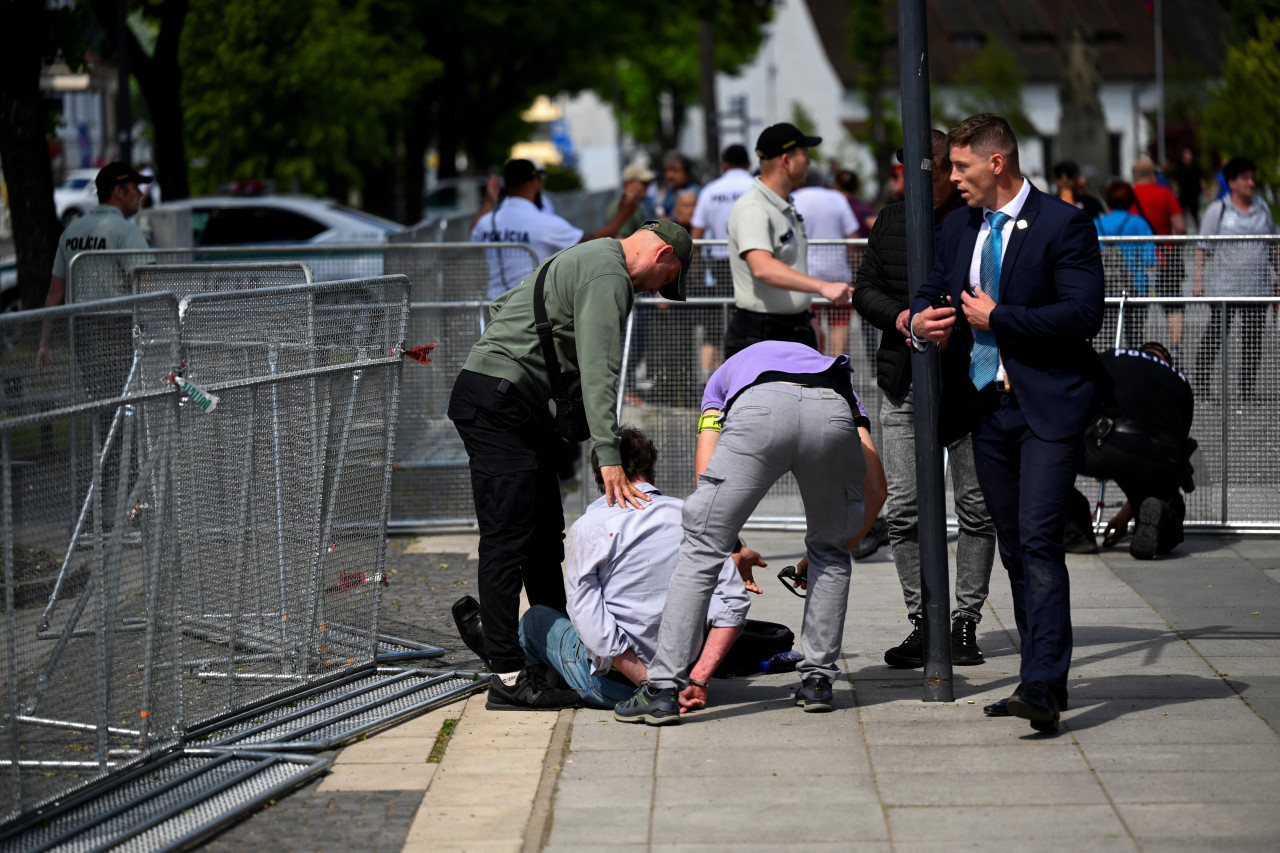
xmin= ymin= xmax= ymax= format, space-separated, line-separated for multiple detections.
xmin=463 ymin=239 xmax=633 ymax=467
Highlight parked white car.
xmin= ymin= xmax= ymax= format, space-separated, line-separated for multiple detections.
xmin=135 ymin=196 xmax=403 ymax=281
xmin=53 ymin=169 xmax=100 ymax=227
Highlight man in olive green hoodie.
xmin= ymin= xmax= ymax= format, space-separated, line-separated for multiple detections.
xmin=448 ymin=220 xmax=692 ymax=710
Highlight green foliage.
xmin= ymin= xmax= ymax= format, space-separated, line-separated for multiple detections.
xmin=598 ymin=0 xmax=775 ymax=148
xmin=939 ymin=41 xmax=1037 ymax=137
xmin=1200 ymin=15 xmax=1280 ymax=192
xmin=181 ymin=0 xmax=438 ymax=194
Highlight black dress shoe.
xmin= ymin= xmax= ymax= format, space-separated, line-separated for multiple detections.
xmin=983 ymin=697 xmax=1012 ymax=717
xmin=1006 ymin=680 xmax=1060 ymax=733
xmin=451 ymin=595 xmax=488 ymax=669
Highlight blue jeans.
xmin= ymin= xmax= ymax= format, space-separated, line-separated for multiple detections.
xmin=518 ymin=605 xmax=638 ymax=708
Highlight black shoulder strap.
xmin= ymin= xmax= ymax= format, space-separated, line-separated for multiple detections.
xmin=532 ymin=258 xmax=568 ymax=398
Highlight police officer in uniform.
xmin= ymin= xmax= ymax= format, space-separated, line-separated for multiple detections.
xmin=723 ymin=124 xmax=854 ymax=359
xmin=1074 ymin=343 xmax=1196 ymax=560
xmin=38 ymin=161 xmax=152 ymax=533
xmin=471 ymin=159 xmax=644 ymax=300
xmin=39 ymin=162 xmax=150 ymax=324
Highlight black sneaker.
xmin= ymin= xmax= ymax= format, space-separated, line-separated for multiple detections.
xmin=1064 ymin=528 xmax=1099 ymax=554
xmin=614 ymin=684 xmax=682 ymax=725
xmin=451 ymin=595 xmax=488 ymax=669
xmin=851 ymin=517 xmax=889 ymax=561
xmin=951 ymin=617 xmax=985 ymax=666
xmin=794 ymin=675 xmax=834 ymax=712
xmin=1130 ymin=497 xmax=1164 ymax=560
xmin=884 ymin=618 xmax=923 ymax=668
xmin=485 ymin=669 xmax=581 ymax=711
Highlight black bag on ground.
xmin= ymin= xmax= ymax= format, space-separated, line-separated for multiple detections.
xmin=713 ymin=619 xmax=795 ymax=678
xmin=532 ymin=258 xmax=591 ymax=442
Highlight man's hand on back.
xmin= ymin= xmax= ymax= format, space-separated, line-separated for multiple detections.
xmin=600 ymin=464 xmax=652 ymax=510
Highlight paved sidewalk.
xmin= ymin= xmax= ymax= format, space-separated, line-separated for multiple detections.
xmin=199 ymin=531 xmax=1280 ymax=851
xmin=543 ymin=532 xmax=1280 ymax=852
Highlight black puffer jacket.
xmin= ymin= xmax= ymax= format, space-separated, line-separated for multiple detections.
xmin=852 ymin=193 xmax=964 ymax=399
xmin=852 ymin=201 xmax=911 ymax=398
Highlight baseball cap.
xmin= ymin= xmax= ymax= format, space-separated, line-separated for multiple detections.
xmin=95 ymin=162 xmax=146 ymax=196
xmin=640 ymin=220 xmax=691 ymax=301
xmin=622 ymin=163 xmax=657 ymax=183
xmin=503 ymin=159 xmax=546 ymax=188
xmin=755 ymin=123 xmax=822 ymax=160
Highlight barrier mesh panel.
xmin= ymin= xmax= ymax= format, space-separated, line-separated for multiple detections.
xmin=56 ymin=238 xmax=1280 ymax=532
xmin=171 ymin=278 xmax=408 ymax=727
xmin=132 ymin=262 xmax=313 ymax=297
xmin=381 ymin=246 xmax=538 ymax=525
xmin=0 ymin=294 xmax=184 ymax=823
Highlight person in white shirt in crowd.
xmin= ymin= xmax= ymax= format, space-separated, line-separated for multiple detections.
xmin=793 ymin=167 xmax=860 ymax=358
xmin=518 ymin=426 xmax=758 ymax=707
xmin=690 ymin=145 xmax=756 ymax=377
xmin=470 ymin=159 xmax=644 ymax=300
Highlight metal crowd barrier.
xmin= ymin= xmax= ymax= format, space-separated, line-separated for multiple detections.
xmin=62 ymin=236 xmax=1280 ymax=533
xmin=0 ymin=275 xmax=410 ymax=824
xmin=397 ymin=187 xmax=619 ymax=245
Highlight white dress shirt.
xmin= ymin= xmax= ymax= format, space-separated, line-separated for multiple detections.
xmin=563 ymin=483 xmax=750 ymax=675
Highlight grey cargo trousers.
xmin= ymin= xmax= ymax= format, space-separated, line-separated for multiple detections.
xmin=648 ymin=383 xmax=868 ymax=686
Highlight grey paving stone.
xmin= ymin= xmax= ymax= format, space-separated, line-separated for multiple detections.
xmin=553 ymin=775 xmax=652 ymax=810
xmin=869 ymin=743 xmax=1089 ymax=775
xmin=1117 ymin=802 xmax=1280 ymax=839
xmin=545 ymin=805 xmax=651 ymax=846
xmin=886 ymin=804 xmax=1127 ymax=842
xmin=566 ymin=717 xmax=660 ymax=752
xmin=650 ymin=798 xmax=888 ymax=844
xmin=559 ymin=748 xmax=655 ymax=779
xmin=655 ymin=745 xmax=871 ymax=777
xmin=876 ymin=770 xmax=1108 ymax=806
xmin=1097 ymin=769 xmax=1280 ymax=803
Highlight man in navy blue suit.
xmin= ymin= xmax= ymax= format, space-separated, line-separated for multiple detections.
xmin=910 ymin=114 xmax=1106 ymax=734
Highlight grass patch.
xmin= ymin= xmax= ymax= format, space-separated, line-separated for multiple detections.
xmin=426 ymin=718 xmax=457 ymax=763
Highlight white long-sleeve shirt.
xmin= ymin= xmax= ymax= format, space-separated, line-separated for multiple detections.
xmin=563 ymin=483 xmax=750 ymax=675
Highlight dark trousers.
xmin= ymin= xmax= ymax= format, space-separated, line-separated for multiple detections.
xmin=447 ymin=370 xmax=568 ymax=672
xmin=1082 ymin=429 xmax=1188 ymax=552
xmin=969 ymin=390 xmax=1081 ymax=705
xmin=723 ymin=308 xmax=817 ymax=360
xmin=1195 ymin=305 xmax=1265 ymax=399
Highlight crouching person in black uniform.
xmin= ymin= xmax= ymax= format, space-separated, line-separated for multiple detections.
xmin=1066 ymin=342 xmax=1195 ymax=559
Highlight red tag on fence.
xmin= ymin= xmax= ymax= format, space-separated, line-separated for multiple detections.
xmin=402 ymin=344 xmax=438 ymax=364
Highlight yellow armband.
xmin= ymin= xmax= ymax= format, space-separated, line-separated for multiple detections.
xmin=697 ymin=412 xmax=722 ymax=433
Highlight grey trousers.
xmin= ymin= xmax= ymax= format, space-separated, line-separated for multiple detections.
xmin=648 ymin=384 xmax=867 ymax=686
xmin=880 ymin=390 xmax=996 ymax=623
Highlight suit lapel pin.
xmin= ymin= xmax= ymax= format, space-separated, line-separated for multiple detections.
xmin=1016 ymin=219 xmax=1028 ymax=229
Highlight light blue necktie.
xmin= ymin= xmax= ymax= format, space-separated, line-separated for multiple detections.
xmin=969 ymin=210 xmax=1011 ymax=390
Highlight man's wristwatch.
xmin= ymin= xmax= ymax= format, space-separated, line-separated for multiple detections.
xmin=688 ymin=677 xmax=709 ymax=689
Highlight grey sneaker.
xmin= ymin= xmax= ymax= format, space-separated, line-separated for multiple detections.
xmin=614 ymin=684 xmax=683 ymax=725
xmin=794 ymin=675 xmax=834 ymax=712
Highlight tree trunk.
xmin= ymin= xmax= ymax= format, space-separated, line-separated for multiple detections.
xmin=0 ymin=0 xmax=60 ymax=309
xmin=89 ymin=0 xmax=190 ymax=199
